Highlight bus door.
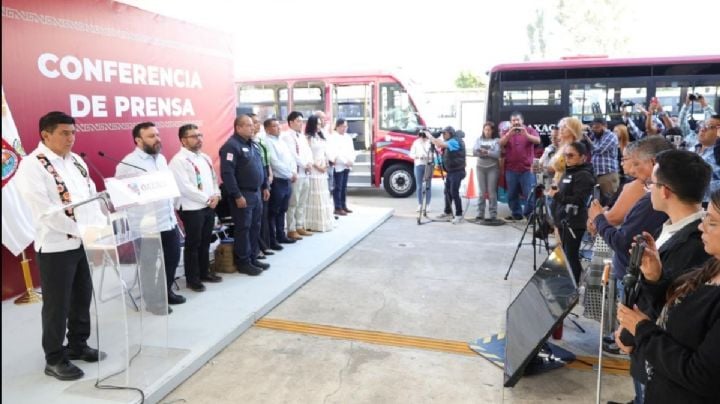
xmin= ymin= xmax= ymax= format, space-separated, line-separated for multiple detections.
xmin=331 ymin=83 xmax=374 ymax=187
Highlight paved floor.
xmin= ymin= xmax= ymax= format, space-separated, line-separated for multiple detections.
xmin=162 ymin=181 xmax=634 ymax=404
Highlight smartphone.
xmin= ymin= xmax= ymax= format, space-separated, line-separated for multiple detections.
xmin=651 ymin=97 xmax=658 ymax=105
xmin=593 ymin=184 xmax=601 ymax=202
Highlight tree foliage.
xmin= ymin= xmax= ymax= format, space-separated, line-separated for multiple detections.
xmin=454 ymin=71 xmax=485 ymax=89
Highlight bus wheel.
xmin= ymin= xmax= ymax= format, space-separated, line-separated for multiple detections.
xmin=383 ymin=163 xmax=415 ymax=198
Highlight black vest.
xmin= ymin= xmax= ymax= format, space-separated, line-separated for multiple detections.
xmin=442 ymin=135 xmax=466 ymax=172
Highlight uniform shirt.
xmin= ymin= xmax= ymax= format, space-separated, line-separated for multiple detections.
xmin=168 ymin=147 xmax=220 ymax=211
xmin=115 ymin=147 xmax=177 ymax=230
xmin=265 ymin=134 xmax=296 ymax=180
xmin=327 ymin=132 xmax=356 ymax=172
xmin=15 ymin=142 xmax=99 ymax=253
xmin=219 ymin=133 xmax=267 ymax=199
xmin=591 ymin=129 xmax=619 ymax=176
xmin=280 ymin=130 xmax=313 ymax=178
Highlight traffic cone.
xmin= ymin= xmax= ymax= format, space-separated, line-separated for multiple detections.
xmin=464 ymin=167 xmax=478 ymax=199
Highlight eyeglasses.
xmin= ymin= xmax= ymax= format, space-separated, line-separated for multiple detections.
xmin=185 ymin=134 xmax=204 ymax=139
xmin=643 ymin=179 xmax=671 ymax=192
xmin=699 ymin=124 xmax=719 ymax=131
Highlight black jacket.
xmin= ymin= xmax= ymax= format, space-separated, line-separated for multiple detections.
xmin=441 ymin=135 xmax=466 ymax=173
xmin=551 ymin=162 xmax=595 ymax=229
xmin=623 ymin=218 xmax=711 ymax=382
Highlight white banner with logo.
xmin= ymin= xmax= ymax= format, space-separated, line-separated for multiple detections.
xmin=105 ymin=171 xmax=180 ymax=209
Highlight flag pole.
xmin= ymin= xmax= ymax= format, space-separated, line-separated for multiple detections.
xmin=13 ymin=250 xmax=42 ymax=305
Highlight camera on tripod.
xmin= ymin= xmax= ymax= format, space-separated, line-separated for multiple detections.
xmin=417 ymin=127 xmax=442 ymax=139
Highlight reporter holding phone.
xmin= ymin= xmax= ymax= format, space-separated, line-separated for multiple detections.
xmin=617 ymin=189 xmax=719 ymax=404
xmin=547 ymin=141 xmax=595 ymax=283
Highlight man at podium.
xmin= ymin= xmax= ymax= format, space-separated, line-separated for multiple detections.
xmin=15 ymin=111 xmax=104 ymax=381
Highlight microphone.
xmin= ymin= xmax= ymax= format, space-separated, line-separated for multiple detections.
xmin=79 ymin=152 xmax=106 ymax=181
xmin=98 ymin=151 xmax=147 ymax=172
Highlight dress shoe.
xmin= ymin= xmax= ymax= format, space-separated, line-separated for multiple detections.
xmin=278 ymin=237 xmax=296 ymax=244
xmin=45 ymin=360 xmax=84 ymax=381
xmin=186 ymin=281 xmax=206 ymax=292
xmin=297 ymin=228 xmax=313 ymax=236
xmin=256 ymin=254 xmax=267 ymax=260
xmin=147 ymin=305 xmax=172 ymax=315
xmin=168 ymin=291 xmax=187 ymax=305
xmin=342 ymin=208 xmax=353 ymax=213
xmin=334 ymin=209 xmax=347 ymax=216
xmin=287 ymin=231 xmax=303 ymax=240
xmin=251 ymin=260 xmax=270 ymax=270
xmin=262 ymin=250 xmax=275 ymax=256
xmin=269 ymin=242 xmax=285 ymax=250
xmin=200 ymin=273 xmax=223 ymax=283
xmin=65 ymin=346 xmax=107 ymax=362
xmin=237 ymin=262 xmax=262 ymax=276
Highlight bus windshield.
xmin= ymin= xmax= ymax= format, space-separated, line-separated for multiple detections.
xmin=379 ymin=82 xmax=422 ymax=133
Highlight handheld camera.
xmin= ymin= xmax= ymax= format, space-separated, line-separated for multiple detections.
xmin=623 ymin=234 xmax=647 ymax=306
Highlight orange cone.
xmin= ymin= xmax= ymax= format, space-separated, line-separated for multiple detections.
xmin=464 ymin=167 xmax=478 ymax=199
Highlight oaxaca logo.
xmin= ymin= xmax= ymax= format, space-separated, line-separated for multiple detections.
xmin=1 ymin=138 xmax=21 ymax=186
xmin=126 ymin=181 xmax=141 ymax=195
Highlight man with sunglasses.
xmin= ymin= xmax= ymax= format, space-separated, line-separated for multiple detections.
xmin=169 ymin=124 xmax=223 ymax=293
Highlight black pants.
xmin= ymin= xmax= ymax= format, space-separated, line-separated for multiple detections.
xmin=138 ymin=226 xmax=181 ymax=308
xmin=332 ymin=169 xmax=350 ymax=210
xmin=37 ymin=246 xmax=93 ymax=365
xmin=179 ymin=208 xmax=215 ymax=283
xmin=561 ymin=225 xmax=585 ymax=283
xmin=268 ymin=179 xmax=291 ymax=244
xmin=443 ymin=170 xmax=466 ymax=215
xmin=230 ymin=191 xmax=262 ymax=264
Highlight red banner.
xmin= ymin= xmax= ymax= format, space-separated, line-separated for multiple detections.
xmin=1 ymin=0 xmax=237 ymax=299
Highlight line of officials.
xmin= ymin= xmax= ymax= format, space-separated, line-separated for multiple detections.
xmin=15 ymin=110 xmax=355 ymax=381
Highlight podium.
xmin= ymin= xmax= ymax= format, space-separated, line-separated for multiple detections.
xmin=67 ymin=170 xmax=179 ymax=389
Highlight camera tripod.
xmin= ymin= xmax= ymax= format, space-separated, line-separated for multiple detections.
xmin=504 ymin=186 xmax=552 ymax=280
xmin=417 ymin=143 xmax=446 ymax=225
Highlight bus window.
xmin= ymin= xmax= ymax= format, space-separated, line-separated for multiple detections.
xmin=502 ymin=83 xmax=562 ymax=106
xmin=292 ymin=81 xmax=324 ymax=119
xmin=380 ymin=83 xmax=420 ymax=133
xmin=656 ymin=82 xmax=720 ymax=122
xmin=237 ymin=83 xmax=288 ymax=121
xmin=570 ymin=81 xmax=647 ymax=121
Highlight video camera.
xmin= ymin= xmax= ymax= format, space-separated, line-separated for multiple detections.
xmin=688 ymin=93 xmax=704 ymax=101
xmin=417 ymin=127 xmax=443 ymax=139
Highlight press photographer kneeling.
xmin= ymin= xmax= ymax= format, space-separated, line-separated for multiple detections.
xmin=547 ymin=141 xmax=596 ymax=283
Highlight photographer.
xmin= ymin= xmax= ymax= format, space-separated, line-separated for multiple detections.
xmin=431 ymin=126 xmax=466 ymax=224
xmin=547 ymin=141 xmax=596 ymax=283
xmin=411 ymin=129 xmax=433 ymax=212
xmin=679 ymin=93 xmax=716 ymax=150
xmin=499 ymin=112 xmax=541 ymax=221
xmin=616 ymin=190 xmax=720 ymax=404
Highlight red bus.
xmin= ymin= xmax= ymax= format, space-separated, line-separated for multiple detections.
xmin=236 ymin=72 xmax=427 ymax=197
xmin=486 ymin=55 xmax=720 ymax=146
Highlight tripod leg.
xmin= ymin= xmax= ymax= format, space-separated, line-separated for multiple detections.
xmin=503 ymin=216 xmax=535 ymax=280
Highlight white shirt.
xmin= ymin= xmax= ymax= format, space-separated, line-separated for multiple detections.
xmin=410 ymin=138 xmax=431 ymax=166
xmin=115 ymin=147 xmax=177 ymax=230
xmin=327 ymin=132 xmax=357 ymax=172
xmin=265 ymin=134 xmax=296 ymax=180
xmin=168 ymin=147 xmax=220 ymax=211
xmin=15 ymin=142 xmax=100 ymax=253
xmin=280 ymin=130 xmax=313 ymax=178
xmin=655 ymin=210 xmax=705 ymax=249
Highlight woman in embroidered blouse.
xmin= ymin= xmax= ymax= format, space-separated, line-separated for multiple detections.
xmin=303 ymin=115 xmax=335 ymax=232
xmin=617 ymin=189 xmax=720 ymax=403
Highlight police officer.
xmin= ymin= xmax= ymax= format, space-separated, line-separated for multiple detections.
xmin=220 ymin=115 xmax=271 ymax=275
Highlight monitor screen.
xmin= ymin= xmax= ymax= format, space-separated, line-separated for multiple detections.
xmin=504 ymin=246 xmax=579 ymax=387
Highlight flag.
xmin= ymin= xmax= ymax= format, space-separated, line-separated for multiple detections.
xmin=2 ymin=86 xmax=35 ymax=256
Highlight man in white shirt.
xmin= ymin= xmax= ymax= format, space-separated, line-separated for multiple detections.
xmin=116 ymin=122 xmax=185 ymax=308
xmin=15 ymin=111 xmax=104 ymax=381
xmin=264 ymin=118 xmax=297 ymax=248
xmin=168 ymin=124 xmax=222 ymax=293
xmin=327 ymin=118 xmax=357 ymax=214
xmin=281 ymin=111 xmax=313 ymax=240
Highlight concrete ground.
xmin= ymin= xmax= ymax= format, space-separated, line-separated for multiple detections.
xmin=162 ymin=180 xmax=634 ymax=404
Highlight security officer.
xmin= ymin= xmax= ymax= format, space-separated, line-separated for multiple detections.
xmin=219 ymin=115 xmax=271 ymax=275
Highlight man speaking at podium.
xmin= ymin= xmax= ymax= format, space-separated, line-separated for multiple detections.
xmin=15 ymin=111 xmax=104 ymax=381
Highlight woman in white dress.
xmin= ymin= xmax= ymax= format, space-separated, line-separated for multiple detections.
xmin=304 ymin=115 xmax=336 ymax=232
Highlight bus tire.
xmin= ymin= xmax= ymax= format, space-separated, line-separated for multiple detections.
xmin=383 ymin=163 xmax=415 ymax=198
